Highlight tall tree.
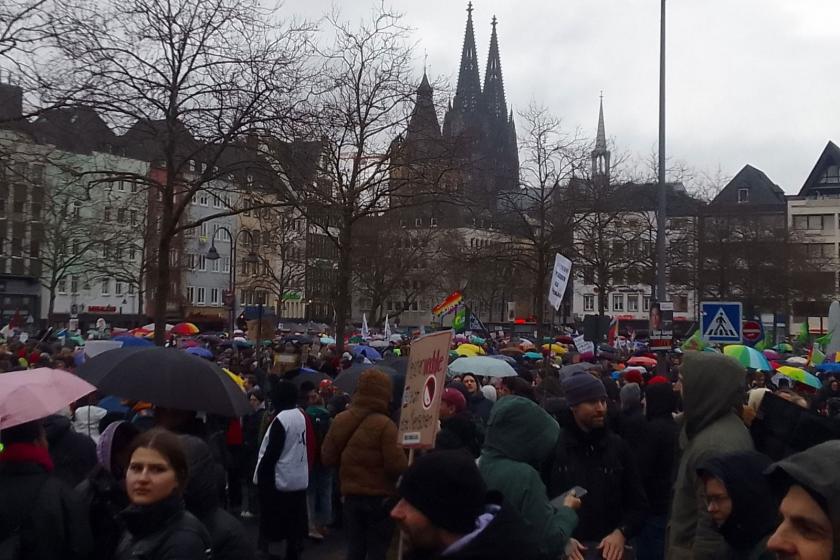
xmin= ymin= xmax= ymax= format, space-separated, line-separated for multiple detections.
xmin=46 ymin=0 xmax=310 ymax=343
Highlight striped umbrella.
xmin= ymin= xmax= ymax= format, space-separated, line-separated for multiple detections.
xmin=776 ymin=366 xmax=822 ymax=390
xmin=723 ymin=345 xmax=772 ymax=371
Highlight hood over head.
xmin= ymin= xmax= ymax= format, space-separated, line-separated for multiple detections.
xmin=482 ymin=396 xmax=559 ymax=466
xmin=645 ymin=382 xmax=676 ymax=420
xmin=352 ymin=369 xmax=393 ymax=415
xmin=96 ymin=420 xmax=139 ymax=475
xmin=698 ymin=451 xmax=778 ymax=551
xmin=620 ymin=383 xmax=642 ymax=412
xmin=178 ymin=434 xmax=222 ymax=516
xmin=73 ymin=405 xmax=107 ymax=443
xmin=766 ymin=440 xmax=840 ymax=542
xmin=681 ymin=352 xmax=746 ymax=438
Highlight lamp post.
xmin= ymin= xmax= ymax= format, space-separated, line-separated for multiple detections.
xmin=206 ymin=226 xmax=259 ymax=336
xmin=656 ymin=0 xmax=668 ymax=302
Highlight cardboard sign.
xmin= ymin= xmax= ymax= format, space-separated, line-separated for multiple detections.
xmin=573 ymin=335 xmax=595 ymax=359
xmin=398 ymin=330 xmax=453 ymax=448
xmin=548 ymin=254 xmax=573 ymax=311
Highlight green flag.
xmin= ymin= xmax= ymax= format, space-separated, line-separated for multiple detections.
xmin=797 ymin=321 xmax=811 ymax=345
xmin=810 ymin=346 xmax=826 ymax=366
xmin=755 ymin=331 xmax=773 ymax=351
xmin=452 ymin=306 xmax=466 ymax=333
xmin=681 ymin=330 xmax=707 ymax=351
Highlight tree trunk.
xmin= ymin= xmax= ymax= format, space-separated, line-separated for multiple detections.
xmin=534 ymin=253 xmax=547 ymax=344
xmin=153 ymin=197 xmax=174 ymax=346
xmin=334 ymin=220 xmax=353 ymax=353
xmin=48 ymin=288 xmax=56 ymax=322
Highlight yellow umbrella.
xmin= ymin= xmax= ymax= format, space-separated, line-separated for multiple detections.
xmin=542 ymin=343 xmax=567 ymax=354
xmin=457 ymin=343 xmax=485 ymax=356
xmin=223 ymin=368 xmax=246 ymax=392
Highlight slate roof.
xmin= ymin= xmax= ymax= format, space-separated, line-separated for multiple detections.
xmin=797 ymin=141 xmax=840 ymax=197
xmin=709 ymin=164 xmax=786 ymax=208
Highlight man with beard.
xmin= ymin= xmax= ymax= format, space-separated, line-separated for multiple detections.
xmin=390 ymin=450 xmax=540 ymax=560
xmin=549 ymin=373 xmax=647 ymax=560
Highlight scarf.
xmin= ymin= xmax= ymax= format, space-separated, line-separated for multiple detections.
xmin=0 ymin=442 xmax=54 ymax=472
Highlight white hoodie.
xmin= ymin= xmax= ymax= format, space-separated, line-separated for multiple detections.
xmin=72 ymin=405 xmax=108 ymax=443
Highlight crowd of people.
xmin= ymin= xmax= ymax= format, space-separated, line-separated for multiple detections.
xmin=1 ymin=328 xmax=840 ymax=560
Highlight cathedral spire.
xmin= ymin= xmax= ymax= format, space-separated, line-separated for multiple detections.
xmin=453 ymin=2 xmax=482 ymax=113
xmin=591 ymin=93 xmax=610 ymax=181
xmin=406 ymin=70 xmax=441 ymax=148
xmin=483 ymin=15 xmax=507 ymax=119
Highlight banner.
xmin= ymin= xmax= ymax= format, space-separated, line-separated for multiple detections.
xmin=398 ymin=330 xmax=453 ymax=448
xmin=649 ymin=300 xmax=674 ymax=351
xmin=361 ymin=313 xmax=370 ymax=339
xmin=432 ymin=291 xmax=463 ymax=317
xmin=548 ymin=254 xmax=572 ymax=311
xmin=384 ymin=314 xmax=392 ymax=338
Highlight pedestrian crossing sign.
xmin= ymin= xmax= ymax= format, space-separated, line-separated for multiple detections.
xmin=700 ymin=302 xmax=743 ymax=343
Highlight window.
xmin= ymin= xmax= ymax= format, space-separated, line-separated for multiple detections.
xmin=612 ymin=293 xmax=624 ymax=312
xmin=627 ymin=294 xmax=639 ymax=312
xmin=198 ymin=191 xmax=209 ymax=206
xmin=130 ymin=182 xmax=139 ymax=194
xmin=737 ymin=188 xmax=749 ymax=203
xmin=643 ymin=296 xmax=651 ymax=312
xmin=794 ymin=215 xmax=826 ymax=230
xmin=213 ymin=195 xmax=223 ymax=209
xmin=83 ymin=279 xmax=91 ymax=291
xmin=214 ymin=228 xmax=226 ymax=242
xmin=13 ymin=200 xmax=23 ymax=213
xmin=583 ymin=294 xmax=595 ymax=312
xmin=117 ymin=180 xmax=127 ymax=192
xmin=11 ymin=238 xmax=21 ymax=257
xmin=114 ymin=246 xmax=123 ymax=261
xmin=115 ymin=281 xmax=124 ymax=296
xmin=128 ymin=247 xmax=137 ymax=262
xmin=222 ymin=256 xmax=230 ymax=273
xmin=0 ymin=199 xmax=5 ymax=214
xmin=197 ymin=254 xmax=206 ymax=272
xmin=430 ymin=217 xmax=438 ymax=227
xmin=117 ymin=208 xmax=127 ymax=222
xmin=210 ymin=288 xmax=220 ymax=305
xmin=30 ymin=203 xmax=41 ymax=220
xmin=211 ymin=258 xmax=220 ymax=273
xmin=186 ymin=286 xmax=195 ymax=304
xmin=29 ymin=240 xmax=39 ymax=258
xmin=199 ymin=221 xmax=210 ymax=237
xmin=104 ymin=207 xmax=112 ymax=222
xmin=58 ymin=278 xmax=67 ymax=294
xmin=128 ymin=284 xmax=135 ymax=295
xmin=101 ymin=278 xmax=111 ymax=296
xmin=130 ymin=209 xmax=138 ymax=226
xmin=196 ymin=287 xmax=206 ymax=305
xmin=73 ymin=201 xmax=81 ymax=218
xmin=415 ymin=217 xmax=422 ymax=227
xmin=70 ymin=276 xmax=79 ymax=294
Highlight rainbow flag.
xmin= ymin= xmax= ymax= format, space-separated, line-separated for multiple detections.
xmin=432 ymin=291 xmax=463 ymax=317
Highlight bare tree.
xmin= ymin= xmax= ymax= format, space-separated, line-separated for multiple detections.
xmin=0 ymin=0 xmax=49 ymax=73
xmin=46 ymin=0 xmax=311 ymax=343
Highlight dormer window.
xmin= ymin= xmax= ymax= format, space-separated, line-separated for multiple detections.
xmin=737 ymin=188 xmax=749 ymax=203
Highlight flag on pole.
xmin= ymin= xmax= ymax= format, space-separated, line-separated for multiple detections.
xmin=809 ymin=345 xmax=826 ymax=367
xmin=452 ymin=306 xmax=466 ymax=333
xmin=384 ymin=315 xmax=392 ymax=338
xmin=607 ymin=317 xmax=619 ymax=347
xmin=361 ymin=313 xmax=370 ymax=339
xmin=681 ymin=330 xmax=707 ymax=351
xmin=432 ymin=291 xmax=463 ymax=317
xmin=468 ymin=308 xmax=491 ymax=339
xmin=797 ymin=321 xmax=811 ymax=345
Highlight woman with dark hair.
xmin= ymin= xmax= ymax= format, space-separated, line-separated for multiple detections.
xmin=255 ymin=380 xmax=310 ymax=560
xmin=116 ymin=428 xmax=211 ymax=560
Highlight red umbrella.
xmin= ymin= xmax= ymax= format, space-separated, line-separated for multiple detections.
xmin=172 ymin=322 xmax=200 ymax=336
xmin=628 ymin=356 xmax=657 ymax=368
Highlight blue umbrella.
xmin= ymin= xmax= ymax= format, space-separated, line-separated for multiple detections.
xmin=185 ymin=347 xmax=214 ymax=359
xmin=351 ymin=345 xmax=382 ymax=362
xmin=97 ymin=395 xmax=129 ymax=413
xmin=816 ymin=363 xmax=840 ymax=374
xmin=114 ymin=335 xmax=154 ymax=347
xmin=523 ymin=351 xmax=543 ymax=360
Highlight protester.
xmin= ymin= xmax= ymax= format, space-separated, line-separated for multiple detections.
xmin=635 ymin=381 xmax=679 ymax=560
xmin=549 ymin=373 xmax=647 ymax=560
xmin=255 ymin=380 xmax=309 ymax=560
xmin=668 ymin=352 xmax=754 ymax=560
xmin=0 ymin=418 xmax=93 ymax=560
xmin=322 ymin=368 xmax=409 ymax=560
xmin=615 ymin=382 xmax=647 ymax=466
xmin=497 ymin=375 xmax=537 ymax=402
xmin=77 ymin=420 xmax=140 ymax=560
xmin=43 ymin=412 xmax=98 ymax=487
xmin=241 ymin=388 xmax=266 ymax=518
xmin=115 ymin=428 xmax=211 ymax=560
xmin=461 ymin=373 xmax=494 ymax=423
xmin=392 ymin=449 xmax=543 ymax=560
xmin=695 ymin=451 xmax=778 ymax=560
xmin=479 ymin=395 xmax=579 ymax=560
xmin=435 ymin=387 xmax=482 ymax=457
xmin=304 ymin=382 xmax=335 ymax=540
xmin=765 ymin=440 xmax=840 ymax=560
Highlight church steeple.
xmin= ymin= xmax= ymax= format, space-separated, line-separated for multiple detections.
xmin=453 ymin=2 xmax=482 ymax=113
xmin=591 ymin=94 xmax=610 ymax=181
xmin=483 ymin=15 xmax=507 ymax=120
xmin=405 ymin=71 xmax=441 ymax=147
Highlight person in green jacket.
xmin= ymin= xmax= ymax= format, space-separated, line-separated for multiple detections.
xmin=668 ymin=352 xmax=754 ymax=560
xmin=478 ymin=396 xmax=579 ymax=560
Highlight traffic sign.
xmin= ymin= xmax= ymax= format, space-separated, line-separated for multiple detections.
xmin=701 ymin=302 xmax=743 ymax=343
xmin=742 ymin=320 xmax=762 ymax=345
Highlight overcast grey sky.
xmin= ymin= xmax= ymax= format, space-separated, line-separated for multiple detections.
xmin=281 ymin=0 xmax=839 ymax=193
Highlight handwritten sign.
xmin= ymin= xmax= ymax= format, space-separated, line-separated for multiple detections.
xmin=573 ymin=335 xmax=595 ymax=359
xmin=548 ymin=254 xmax=572 ymax=311
xmin=398 ymin=330 xmax=453 ymax=448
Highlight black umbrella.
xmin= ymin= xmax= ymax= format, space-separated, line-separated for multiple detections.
xmin=334 ymin=363 xmax=398 ymax=395
xmin=286 ymin=368 xmax=332 ymax=389
xmin=281 ymin=334 xmax=314 ymax=346
xmin=77 ymin=346 xmax=250 ymax=417
xmin=380 ymin=357 xmax=408 ymax=405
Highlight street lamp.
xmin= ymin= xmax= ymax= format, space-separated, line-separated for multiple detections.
xmin=206 ymin=226 xmax=260 ymax=336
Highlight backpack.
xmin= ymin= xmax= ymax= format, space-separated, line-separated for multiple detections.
xmin=306 ymin=406 xmax=332 ymax=449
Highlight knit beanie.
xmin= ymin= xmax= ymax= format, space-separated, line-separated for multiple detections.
xmin=562 ymin=372 xmax=607 ymax=406
xmin=620 ymin=383 xmax=642 ymax=411
xmin=398 ymin=450 xmax=486 ymax=534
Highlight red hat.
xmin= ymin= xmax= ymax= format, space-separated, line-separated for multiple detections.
xmin=441 ymin=387 xmax=467 ymax=413
xmin=624 ymin=370 xmax=644 ymax=386
xmin=648 ymin=375 xmax=669 ymax=386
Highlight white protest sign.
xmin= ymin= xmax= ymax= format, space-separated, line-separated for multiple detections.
xmin=573 ymin=335 xmax=595 ymax=358
xmin=548 ymin=253 xmax=572 ymax=311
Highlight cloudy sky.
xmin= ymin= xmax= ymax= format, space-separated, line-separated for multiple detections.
xmin=281 ymin=0 xmax=840 ymax=193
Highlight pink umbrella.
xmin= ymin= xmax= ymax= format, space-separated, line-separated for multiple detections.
xmin=0 ymin=368 xmax=96 ymax=430
xmin=763 ymin=349 xmax=781 ymax=360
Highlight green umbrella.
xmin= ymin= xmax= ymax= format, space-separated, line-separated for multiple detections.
xmin=776 ymin=366 xmax=822 ymax=390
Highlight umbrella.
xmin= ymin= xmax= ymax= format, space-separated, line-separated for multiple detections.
xmin=97 ymin=395 xmax=130 ymax=414
xmin=130 ymin=327 xmax=152 ymax=337
xmin=233 ymin=337 xmax=253 ymax=348
xmin=723 ymin=345 xmax=772 ymax=371
xmin=113 ymin=335 xmax=154 ymax=348
xmin=288 ymin=369 xmax=332 ymax=389
xmin=369 ymin=340 xmax=390 ymax=349
xmin=320 ymin=336 xmax=336 ymax=345
xmin=518 ymin=339 xmax=535 ymax=350
xmin=142 ymin=323 xmax=173 ymax=332
xmin=448 ymin=356 xmax=517 ymax=378
xmin=487 ymin=354 xmax=517 ymax=365
xmin=334 ymin=363 xmax=398 ymax=394
xmin=523 ymin=352 xmax=543 ymax=360
xmin=389 ymin=334 xmax=404 ymax=343
xmin=627 ymin=356 xmax=658 ymax=368
xmin=348 ymin=335 xmax=364 ymax=344
xmin=763 ymin=349 xmax=782 ymax=360
xmin=542 ymin=343 xmax=567 ymax=354
xmin=773 ymin=343 xmax=794 ymax=353
xmin=352 ymin=345 xmax=383 ymax=362
xmin=222 ymin=368 xmax=246 ymax=391
xmin=776 ymin=366 xmax=822 ymax=390
xmin=0 ymin=368 xmax=97 ymax=429
xmin=456 ymin=343 xmax=485 ymax=356
xmin=185 ymin=347 xmax=214 ymax=359
xmin=281 ymin=334 xmax=313 ymax=345
xmin=784 ymin=356 xmax=808 ymax=366
xmin=172 ymin=322 xmax=200 ymax=336
xmin=500 ymin=347 xmax=524 ymax=357
xmin=455 ymin=345 xmax=480 ymax=357
xmin=559 ymin=362 xmax=598 ymax=380
xmin=77 ymin=347 xmax=250 ymax=416
xmin=816 ymin=363 xmax=840 ymax=374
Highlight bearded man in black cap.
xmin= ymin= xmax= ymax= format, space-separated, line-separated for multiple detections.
xmin=390 ymin=450 xmax=540 ymax=560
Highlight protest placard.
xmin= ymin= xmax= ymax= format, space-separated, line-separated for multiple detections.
xmin=398 ymin=330 xmax=453 ymax=448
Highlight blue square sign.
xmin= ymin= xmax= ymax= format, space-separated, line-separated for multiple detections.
xmin=701 ymin=302 xmax=743 ymax=343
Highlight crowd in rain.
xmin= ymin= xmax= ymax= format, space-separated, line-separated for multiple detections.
xmin=2 ymin=326 xmax=840 ymax=560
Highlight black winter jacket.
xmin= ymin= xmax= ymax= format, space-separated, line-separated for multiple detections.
xmin=639 ymin=383 xmax=679 ymax=515
xmin=0 ymin=459 xmax=93 ymax=560
xmin=548 ymin=421 xmax=648 ymax=542
xmin=435 ymin=411 xmax=483 ymax=457
xmin=116 ymin=495 xmax=211 ymax=560
xmin=43 ymin=414 xmax=98 ymax=487
xmin=77 ymin=465 xmax=130 ymax=560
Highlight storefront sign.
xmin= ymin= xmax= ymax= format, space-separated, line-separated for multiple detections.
xmin=87 ymin=305 xmax=117 ymax=314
